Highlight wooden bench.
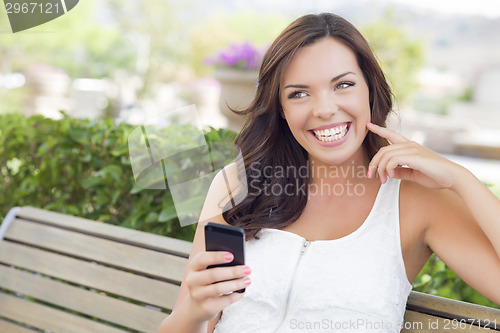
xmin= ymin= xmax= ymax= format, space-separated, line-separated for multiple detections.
xmin=1 ymin=207 xmax=499 ymax=332
xmin=0 ymin=206 xmax=191 ymax=333
xmin=403 ymin=292 xmax=500 ymax=332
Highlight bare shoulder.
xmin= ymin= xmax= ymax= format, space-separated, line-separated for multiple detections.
xmin=199 ymin=162 xmax=244 ymax=223
xmin=399 ymin=180 xmax=433 ymax=236
xmin=399 ymin=179 xmax=465 ymax=236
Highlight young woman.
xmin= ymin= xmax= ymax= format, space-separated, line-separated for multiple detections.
xmin=159 ymin=13 xmax=500 ymax=333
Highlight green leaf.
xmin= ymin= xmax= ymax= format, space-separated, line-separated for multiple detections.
xmin=158 ymin=205 xmax=178 ymax=222
xmin=145 ymin=212 xmax=159 ymax=223
xmin=82 ymin=176 xmax=102 ymax=189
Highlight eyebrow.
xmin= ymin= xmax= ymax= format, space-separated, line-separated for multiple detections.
xmin=283 ymin=71 xmax=355 ymax=89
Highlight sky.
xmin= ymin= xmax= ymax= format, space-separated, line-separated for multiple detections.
xmin=251 ymin=0 xmax=500 ymax=18
xmin=229 ymin=0 xmax=500 ymax=26
xmin=385 ymin=0 xmax=500 ymax=18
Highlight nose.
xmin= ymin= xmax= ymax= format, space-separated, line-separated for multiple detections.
xmin=312 ymin=91 xmax=338 ymax=119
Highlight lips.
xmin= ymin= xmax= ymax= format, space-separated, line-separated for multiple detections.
xmin=310 ymin=122 xmax=350 ymax=143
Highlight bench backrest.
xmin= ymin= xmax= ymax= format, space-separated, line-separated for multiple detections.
xmin=0 ymin=206 xmax=191 ymax=333
xmin=404 ymin=291 xmax=500 ymax=331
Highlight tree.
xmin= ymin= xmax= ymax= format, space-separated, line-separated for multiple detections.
xmin=361 ymin=11 xmax=424 ymax=106
xmin=102 ymin=0 xmax=190 ymax=96
xmin=0 ymin=0 xmax=136 ymax=78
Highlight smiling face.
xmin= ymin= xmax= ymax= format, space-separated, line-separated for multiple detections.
xmin=280 ymin=37 xmax=371 ymax=168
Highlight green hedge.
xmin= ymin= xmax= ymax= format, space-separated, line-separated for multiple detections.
xmin=0 ymin=113 xmax=497 ymax=308
xmin=0 ymin=113 xmax=237 ymax=241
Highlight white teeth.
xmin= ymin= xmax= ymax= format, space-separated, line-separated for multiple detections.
xmin=312 ymin=124 xmax=349 ymax=142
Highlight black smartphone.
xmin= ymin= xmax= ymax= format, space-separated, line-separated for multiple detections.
xmin=204 ymin=222 xmax=246 ymax=293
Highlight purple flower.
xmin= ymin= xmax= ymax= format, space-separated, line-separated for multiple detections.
xmin=205 ymin=42 xmax=264 ymax=70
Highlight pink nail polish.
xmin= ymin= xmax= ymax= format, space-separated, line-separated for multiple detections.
xmin=366 ymin=170 xmax=370 ymax=178
xmin=224 ymin=253 xmax=233 ymax=261
xmin=244 ymin=277 xmax=251 ymax=285
xmin=243 ymin=266 xmax=251 ymax=275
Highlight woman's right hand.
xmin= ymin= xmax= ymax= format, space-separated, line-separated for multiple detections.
xmin=184 ymin=250 xmax=251 ymax=323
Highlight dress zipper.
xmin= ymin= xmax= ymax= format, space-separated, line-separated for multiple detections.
xmin=272 ymin=238 xmax=311 ymax=332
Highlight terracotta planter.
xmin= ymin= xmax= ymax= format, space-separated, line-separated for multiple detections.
xmin=214 ymin=68 xmax=258 ymax=132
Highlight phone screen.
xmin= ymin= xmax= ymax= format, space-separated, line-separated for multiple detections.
xmin=205 ymin=222 xmax=245 ymax=267
xmin=204 ymin=222 xmax=246 ymax=292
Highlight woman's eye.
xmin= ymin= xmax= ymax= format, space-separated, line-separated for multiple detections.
xmin=288 ymin=91 xmax=307 ymax=99
xmin=335 ymin=82 xmax=355 ymax=90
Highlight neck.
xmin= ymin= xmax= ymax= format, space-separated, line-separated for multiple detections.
xmin=310 ymin=148 xmax=369 ymax=183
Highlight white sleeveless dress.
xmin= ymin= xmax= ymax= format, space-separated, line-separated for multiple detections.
xmin=214 ymin=178 xmax=412 ymax=332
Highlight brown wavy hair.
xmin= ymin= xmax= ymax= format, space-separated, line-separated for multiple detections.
xmin=222 ymin=13 xmax=393 ymax=241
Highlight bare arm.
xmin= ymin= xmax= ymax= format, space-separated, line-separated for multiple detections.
xmin=158 ymin=216 xmax=240 ymax=333
xmin=158 ymin=165 xmax=250 ymax=333
xmin=427 ymin=166 xmax=500 ymax=304
xmin=367 ymin=121 xmax=500 ymax=304
xmin=422 ymin=182 xmax=500 ymax=305
xmin=451 ymin=166 xmax=500 ymax=258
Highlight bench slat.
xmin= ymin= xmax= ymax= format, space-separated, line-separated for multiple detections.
xmin=0 ymin=292 xmax=126 ymax=333
xmin=0 ymin=318 xmax=37 ymax=333
xmin=0 ymin=265 xmax=167 ymax=333
xmin=5 ymin=219 xmax=187 ymax=282
xmin=0 ymin=241 xmax=180 ymax=310
xmin=16 ymin=206 xmax=192 ymax=257
xmin=407 ymin=291 xmax=500 ymax=328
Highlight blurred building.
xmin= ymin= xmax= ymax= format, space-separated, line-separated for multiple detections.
xmin=395 ymin=66 xmax=500 ymax=159
xmin=449 ymin=66 xmax=500 ymax=159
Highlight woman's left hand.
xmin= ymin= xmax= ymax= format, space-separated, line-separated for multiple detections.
xmin=366 ymin=121 xmax=465 ymax=190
